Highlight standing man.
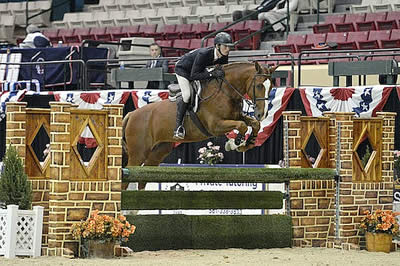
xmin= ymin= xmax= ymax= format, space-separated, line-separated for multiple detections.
xmin=173 ymin=32 xmax=234 ymax=140
xmin=145 ymin=43 xmax=169 ymax=89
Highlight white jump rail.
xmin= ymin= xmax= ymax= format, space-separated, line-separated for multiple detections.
xmin=0 ymin=205 xmax=43 ymax=258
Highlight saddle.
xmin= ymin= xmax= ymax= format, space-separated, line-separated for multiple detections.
xmin=168 ymin=80 xmax=202 ymax=113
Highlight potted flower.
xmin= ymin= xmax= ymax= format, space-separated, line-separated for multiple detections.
xmin=359 ymin=209 xmax=400 ymax=253
xmin=71 ymin=210 xmax=136 ymax=258
xmin=197 ymin=142 xmax=224 ymax=166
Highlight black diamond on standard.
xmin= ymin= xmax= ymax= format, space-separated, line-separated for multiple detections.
xmin=356 ymin=134 xmax=374 ymax=169
xmin=76 ymin=126 xmax=98 ymax=166
xmin=31 ymin=125 xmax=50 ymax=163
xmin=305 ymin=132 xmax=321 ymax=167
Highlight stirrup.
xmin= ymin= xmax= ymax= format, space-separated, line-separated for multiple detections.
xmin=173 ymin=126 xmax=185 ymax=140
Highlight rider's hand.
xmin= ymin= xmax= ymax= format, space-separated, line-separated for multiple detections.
xmin=211 ymin=68 xmax=225 ymax=79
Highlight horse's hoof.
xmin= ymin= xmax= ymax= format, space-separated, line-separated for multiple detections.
xmin=234 ymin=134 xmax=244 ymax=146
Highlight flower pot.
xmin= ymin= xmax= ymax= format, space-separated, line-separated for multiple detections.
xmin=365 ymin=232 xmax=392 ymax=253
xmin=87 ymin=240 xmax=115 ymax=258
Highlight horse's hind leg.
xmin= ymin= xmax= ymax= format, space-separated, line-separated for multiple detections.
xmin=144 ymin=142 xmax=174 ymax=166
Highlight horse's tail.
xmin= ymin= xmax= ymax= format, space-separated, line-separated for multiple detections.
xmin=121 ymin=113 xmax=129 ymax=167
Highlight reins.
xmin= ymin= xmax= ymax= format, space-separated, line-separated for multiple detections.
xmin=197 ymin=65 xmax=271 ymax=110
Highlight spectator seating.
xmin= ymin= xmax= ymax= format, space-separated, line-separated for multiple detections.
xmin=44 ymin=18 xmax=265 ymax=50
xmin=0 ymin=0 xmax=52 ymax=27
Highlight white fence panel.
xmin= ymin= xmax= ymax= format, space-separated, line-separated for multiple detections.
xmin=0 ymin=205 xmax=43 ymax=258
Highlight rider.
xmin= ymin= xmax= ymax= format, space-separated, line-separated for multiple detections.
xmin=173 ymin=32 xmax=234 ymax=139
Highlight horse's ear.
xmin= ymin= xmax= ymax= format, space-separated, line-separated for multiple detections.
xmin=254 ymin=61 xmax=262 ymax=73
xmin=268 ymin=65 xmax=279 ymax=74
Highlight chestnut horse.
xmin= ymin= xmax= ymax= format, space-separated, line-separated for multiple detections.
xmin=122 ymin=61 xmax=277 ymax=167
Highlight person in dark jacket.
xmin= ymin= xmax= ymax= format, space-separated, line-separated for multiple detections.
xmin=145 ymin=43 xmax=169 ymax=89
xmin=173 ymin=32 xmax=234 ymax=139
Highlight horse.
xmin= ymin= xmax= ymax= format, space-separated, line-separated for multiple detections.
xmin=122 ymin=61 xmax=278 ymax=167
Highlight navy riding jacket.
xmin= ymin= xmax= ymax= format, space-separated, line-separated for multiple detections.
xmin=175 ymin=47 xmax=228 ymax=81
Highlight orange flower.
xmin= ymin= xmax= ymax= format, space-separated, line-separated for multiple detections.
xmin=70 ymin=210 xmax=136 ymax=242
xmin=359 ymin=209 xmax=400 ymax=237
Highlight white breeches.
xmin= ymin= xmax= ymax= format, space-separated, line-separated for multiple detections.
xmin=176 ymin=74 xmax=191 ymax=103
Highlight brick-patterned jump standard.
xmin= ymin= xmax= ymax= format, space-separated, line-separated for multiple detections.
xmin=6 ymin=101 xmax=123 ymax=256
xmin=283 ymin=111 xmax=395 ymax=249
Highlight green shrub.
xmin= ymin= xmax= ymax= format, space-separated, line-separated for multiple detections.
xmin=0 ymin=146 xmax=32 ymax=209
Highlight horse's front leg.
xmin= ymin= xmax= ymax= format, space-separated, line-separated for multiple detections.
xmin=212 ymin=119 xmax=249 ymax=137
xmin=241 ymin=115 xmax=261 ymax=143
xmin=214 ymin=120 xmax=252 ymax=151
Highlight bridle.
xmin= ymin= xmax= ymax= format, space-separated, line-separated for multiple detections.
xmin=220 ymin=72 xmax=272 ymax=110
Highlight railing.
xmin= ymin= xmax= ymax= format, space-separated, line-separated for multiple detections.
xmin=0 ymin=205 xmax=44 ymax=258
xmin=0 ymin=59 xmax=86 ymax=91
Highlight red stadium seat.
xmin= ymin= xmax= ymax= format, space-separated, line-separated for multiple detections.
xmin=296 ymin=33 xmax=326 ymax=52
xmin=377 ymin=11 xmax=400 ymax=30
xmin=358 ymin=30 xmax=390 ymax=49
xmin=356 ymin=13 xmax=386 ymax=32
xmin=43 ymin=28 xmax=60 ymax=44
xmin=189 ymin=38 xmax=202 ymax=49
xmin=162 ymin=24 xmax=179 ymax=40
xmin=205 ymin=37 xmax=215 ymax=47
xmin=324 ymin=14 xmax=345 ymax=24
xmin=90 ymin=27 xmax=106 ymax=40
xmin=156 ymin=40 xmax=175 ymax=57
xmin=61 ymin=28 xmax=78 ymax=44
xmin=173 ymin=39 xmax=191 ymax=56
xmin=209 ymin=22 xmax=230 ymax=33
xmin=191 ymin=23 xmax=211 ymax=38
xmin=314 ymin=14 xmax=342 ymax=33
xmin=139 ymin=24 xmax=158 ymax=37
xmin=326 ymin=32 xmax=348 ymax=44
xmin=96 ymin=26 xmax=122 ymax=42
xmin=177 ymin=24 xmax=196 ymax=39
xmin=335 ymin=13 xmax=366 ymax=32
xmin=313 ymin=23 xmax=335 ymax=34
xmin=79 ymin=28 xmax=96 ymax=42
xmin=72 ymin=28 xmax=92 ymax=42
xmin=381 ymin=29 xmax=400 ymax=49
xmin=230 ymin=21 xmax=246 ymax=41
xmin=236 ymin=20 xmax=263 ymax=50
xmin=119 ymin=25 xmax=139 ymax=39
xmin=57 ymin=28 xmax=75 ymax=44
xmin=338 ymin=31 xmax=369 ymax=50
xmin=274 ymin=34 xmax=306 ymax=53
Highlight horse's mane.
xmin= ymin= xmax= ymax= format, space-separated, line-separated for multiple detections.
xmin=222 ymin=62 xmax=254 ymax=71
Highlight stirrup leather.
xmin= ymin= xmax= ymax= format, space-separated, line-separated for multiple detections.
xmin=173 ymin=125 xmax=186 ymax=139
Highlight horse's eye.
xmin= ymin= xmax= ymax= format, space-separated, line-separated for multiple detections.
xmin=256 ymin=84 xmax=263 ymax=90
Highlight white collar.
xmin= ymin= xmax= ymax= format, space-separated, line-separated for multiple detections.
xmin=214 ymin=48 xmax=219 ymax=61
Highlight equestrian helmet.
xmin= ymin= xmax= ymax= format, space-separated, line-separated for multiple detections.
xmin=214 ymin=32 xmax=234 ymax=47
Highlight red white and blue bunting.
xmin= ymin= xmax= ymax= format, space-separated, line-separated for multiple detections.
xmin=0 ymin=86 xmax=398 ymax=146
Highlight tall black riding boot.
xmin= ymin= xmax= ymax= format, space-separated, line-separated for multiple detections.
xmin=173 ymin=98 xmax=189 ymax=139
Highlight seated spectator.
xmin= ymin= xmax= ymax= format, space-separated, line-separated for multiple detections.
xmin=146 ymin=43 xmax=169 ymax=89
xmin=233 ymin=0 xmax=299 ymax=32
xmin=19 ymin=24 xmax=51 ymax=49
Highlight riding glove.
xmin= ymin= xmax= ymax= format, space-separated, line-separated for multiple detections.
xmin=211 ymin=68 xmax=225 ymax=79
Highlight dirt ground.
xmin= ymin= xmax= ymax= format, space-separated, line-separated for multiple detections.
xmin=1 ymin=247 xmax=400 ymax=266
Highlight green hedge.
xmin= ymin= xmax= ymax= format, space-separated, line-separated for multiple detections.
xmin=124 ymin=214 xmax=292 ymax=251
xmin=122 ymin=166 xmax=335 ymax=183
xmin=122 ymin=191 xmax=283 ymax=210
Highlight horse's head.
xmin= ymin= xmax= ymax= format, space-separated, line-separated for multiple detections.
xmin=246 ymin=62 xmax=278 ymax=121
